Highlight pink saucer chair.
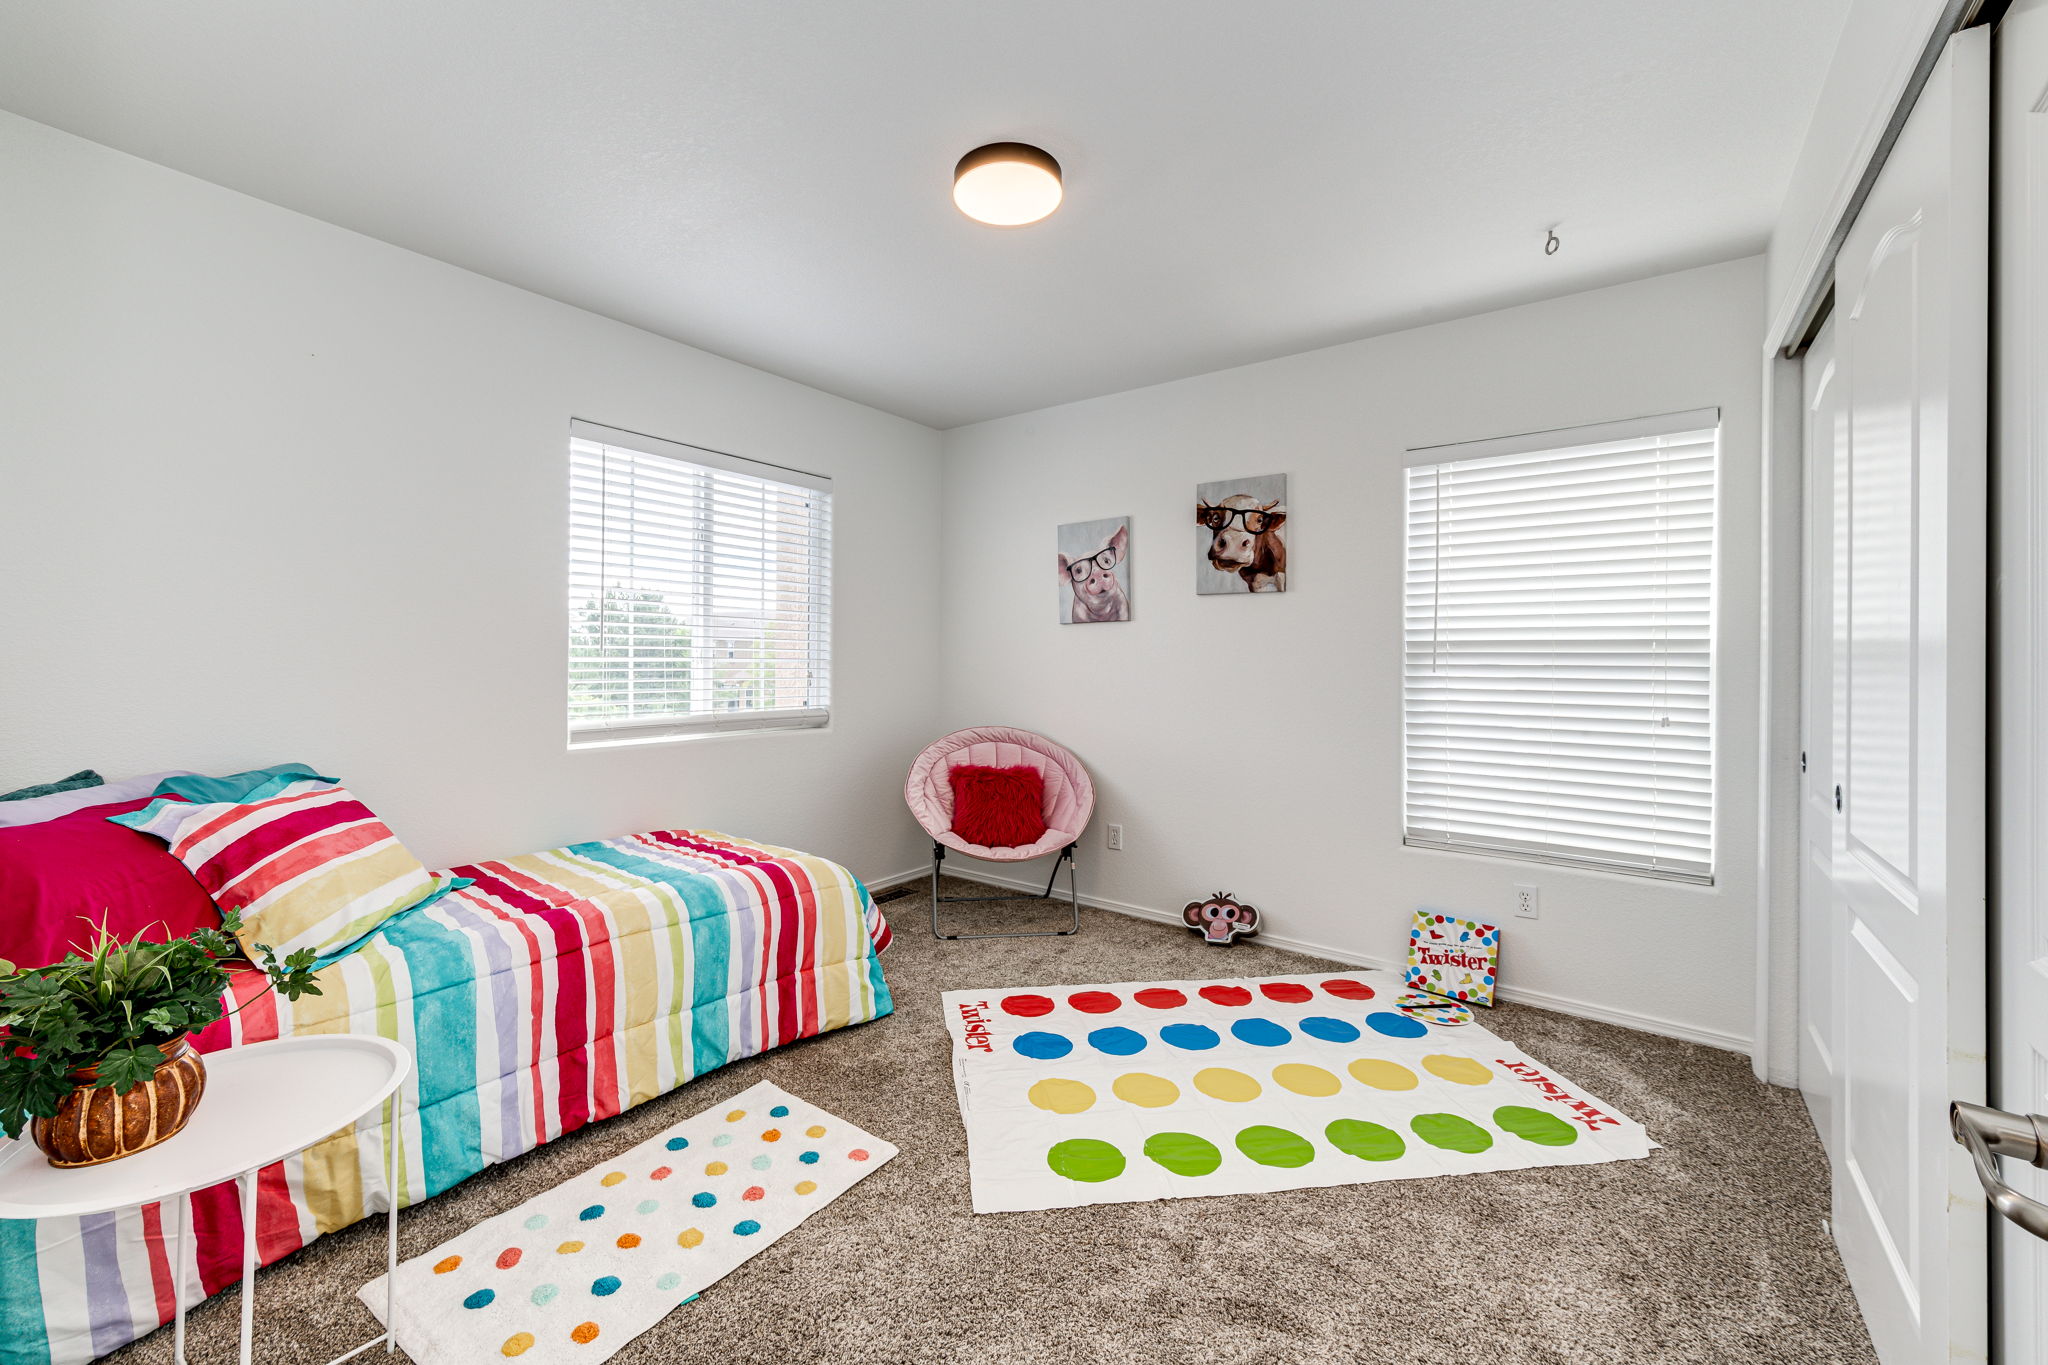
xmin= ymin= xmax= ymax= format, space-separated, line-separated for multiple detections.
xmin=904 ymin=726 xmax=1095 ymax=940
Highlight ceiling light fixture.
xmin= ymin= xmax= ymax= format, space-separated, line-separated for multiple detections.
xmin=953 ymin=142 xmax=1063 ymax=226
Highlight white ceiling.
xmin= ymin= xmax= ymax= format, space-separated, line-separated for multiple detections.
xmin=0 ymin=1 xmax=1848 ymax=428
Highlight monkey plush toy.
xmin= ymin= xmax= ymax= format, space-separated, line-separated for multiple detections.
xmin=1182 ymin=892 xmax=1260 ymax=945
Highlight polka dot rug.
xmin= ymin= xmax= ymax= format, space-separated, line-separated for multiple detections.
xmin=358 ymin=1081 xmax=893 ymax=1361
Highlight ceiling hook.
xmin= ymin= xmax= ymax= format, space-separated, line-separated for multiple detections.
xmin=1544 ymin=227 xmax=1561 ymax=257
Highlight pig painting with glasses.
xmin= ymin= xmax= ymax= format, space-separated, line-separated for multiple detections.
xmin=1195 ymin=473 xmax=1288 ymax=593
xmin=1056 ymin=516 xmax=1132 ymax=624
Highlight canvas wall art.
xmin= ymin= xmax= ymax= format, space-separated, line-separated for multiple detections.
xmin=1057 ymin=516 xmax=1132 ymax=623
xmin=1195 ymin=474 xmax=1288 ymax=593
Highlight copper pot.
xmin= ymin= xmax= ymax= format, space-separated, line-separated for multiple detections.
xmin=30 ymin=1036 xmax=208 ymax=1168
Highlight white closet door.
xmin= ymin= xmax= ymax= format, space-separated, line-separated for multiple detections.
xmin=1800 ymin=316 xmax=1842 ymax=1155
xmin=1819 ymin=25 xmax=1989 ymax=1365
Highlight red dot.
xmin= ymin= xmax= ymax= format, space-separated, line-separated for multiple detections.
xmin=649 ymin=1166 xmax=672 ymax=1181
xmin=848 ymin=1148 xmax=871 ymax=1162
xmin=1001 ymin=994 xmax=1055 ymax=1017
xmin=496 ymin=1248 xmax=522 ymax=1269
xmin=1321 ymin=978 xmax=1375 ymax=1001
xmin=1259 ymin=982 xmax=1313 ymax=1004
xmin=1067 ymin=990 xmax=1121 ymax=1014
xmin=1133 ymin=988 xmax=1188 ymax=1009
xmin=742 ymin=1186 xmax=765 ymax=1202
xmin=1198 ymin=985 xmax=1253 ymax=1007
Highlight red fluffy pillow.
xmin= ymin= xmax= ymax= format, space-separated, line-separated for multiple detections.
xmin=949 ymin=765 xmax=1049 ymax=848
xmin=0 ymin=795 xmax=221 ymax=968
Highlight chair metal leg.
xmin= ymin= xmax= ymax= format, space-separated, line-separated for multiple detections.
xmin=929 ymin=843 xmax=1083 ymax=940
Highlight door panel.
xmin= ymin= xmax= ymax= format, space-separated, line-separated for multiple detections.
xmin=1812 ymin=26 xmax=1988 ymax=1365
xmin=1800 ymin=317 xmax=1840 ymax=1147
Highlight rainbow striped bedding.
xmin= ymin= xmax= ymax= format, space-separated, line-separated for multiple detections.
xmin=0 ymin=829 xmax=894 ymax=1365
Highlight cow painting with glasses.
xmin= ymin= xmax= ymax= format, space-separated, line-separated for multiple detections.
xmin=1056 ymin=517 xmax=1131 ymax=624
xmin=1195 ymin=473 xmax=1288 ymax=593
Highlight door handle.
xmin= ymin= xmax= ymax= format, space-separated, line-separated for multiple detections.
xmin=1951 ymin=1101 xmax=2048 ymax=1240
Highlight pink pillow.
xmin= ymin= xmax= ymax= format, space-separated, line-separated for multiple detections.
xmin=0 ymin=796 xmax=221 ymax=968
xmin=950 ymin=765 xmax=1049 ymax=848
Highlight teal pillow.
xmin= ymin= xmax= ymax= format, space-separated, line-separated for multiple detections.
xmin=0 ymin=770 xmax=102 ymax=802
xmin=154 ymin=762 xmax=336 ymax=805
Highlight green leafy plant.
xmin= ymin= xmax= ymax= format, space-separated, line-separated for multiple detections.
xmin=0 ymin=914 xmax=321 ymax=1140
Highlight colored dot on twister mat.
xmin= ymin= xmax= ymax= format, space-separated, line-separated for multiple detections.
xmin=1365 ymin=1011 xmax=1428 ymax=1039
xmin=1013 ymin=1030 xmax=1072 ymax=1060
xmin=1321 ymin=978 xmax=1375 ymax=1001
xmin=1411 ymin=1113 xmax=1493 ymax=1153
xmin=1193 ymin=1067 xmax=1262 ymax=1102
xmin=1001 ymin=993 xmax=1055 ymax=1017
xmin=1325 ymin=1118 xmax=1405 ymax=1162
xmin=1348 ymin=1059 xmax=1419 ymax=1090
xmin=1298 ymin=1016 xmax=1360 ymax=1043
xmin=1068 ymin=990 xmax=1121 ymax=1013
xmin=1087 ymin=1026 xmax=1147 ymax=1056
xmin=1259 ymin=982 xmax=1314 ymax=1003
xmin=1236 ymin=1125 xmax=1316 ymax=1169
xmin=1160 ymin=1023 xmax=1219 ymax=1051
xmin=1134 ymin=987 xmax=1187 ymax=1009
xmin=1028 ymin=1078 xmax=1096 ymax=1113
xmin=1230 ymin=1018 xmax=1291 ymax=1047
xmin=1199 ymin=985 xmax=1253 ymax=1007
xmin=1143 ymin=1132 xmax=1222 ymax=1177
xmin=1272 ymin=1063 xmax=1341 ymax=1097
xmin=1111 ymin=1073 xmax=1179 ymax=1108
xmin=1495 ymin=1105 xmax=1579 ymax=1147
xmin=1423 ymin=1055 xmax=1493 ymax=1086
xmin=1046 ymin=1138 xmax=1127 ymax=1183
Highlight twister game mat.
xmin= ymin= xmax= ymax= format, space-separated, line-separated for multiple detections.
xmin=360 ymin=1081 xmax=894 ymax=1363
xmin=944 ymin=970 xmax=1652 ymax=1213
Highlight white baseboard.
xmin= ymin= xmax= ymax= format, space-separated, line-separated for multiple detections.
xmin=863 ymin=866 xmax=929 ymax=895
xmin=935 ymin=869 xmax=1753 ymax=1058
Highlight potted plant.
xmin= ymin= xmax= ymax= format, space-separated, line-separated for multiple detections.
xmin=0 ymin=914 xmax=320 ymax=1167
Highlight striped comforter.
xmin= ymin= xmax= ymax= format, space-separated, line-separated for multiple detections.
xmin=0 ymin=829 xmax=894 ymax=1365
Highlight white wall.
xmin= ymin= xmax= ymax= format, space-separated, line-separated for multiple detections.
xmin=938 ymin=257 xmax=1767 ymax=1051
xmin=0 ymin=111 xmax=944 ymax=879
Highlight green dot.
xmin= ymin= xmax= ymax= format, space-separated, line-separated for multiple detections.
xmin=1142 ymin=1132 xmax=1222 ymax=1177
xmin=1046 ymin=1138 xmax=1126 ymax=1183
xmin=1234 ymin=1125 xmax=1315 ymax=1168
xmin=1411 ymin=1113 xmax=1494 ymax=1154
xmin=1324 ymin=1118 xmax=1406 ymax=1162
xmin=1493 ymin=1105 xmax=1579 ymax=1147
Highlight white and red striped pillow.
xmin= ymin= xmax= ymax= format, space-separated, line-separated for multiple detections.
xmin=113 ymin=777 xmax=440 ymax=960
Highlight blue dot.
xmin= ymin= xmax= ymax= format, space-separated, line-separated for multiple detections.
xmin=530 ymin=1284 xmax=558 ymax=1307
xmin=1366 ymin=1011 xmax=1429 ymax=1039
xmin=1160 ymin=1023 xmax=1220 ymax=1051
xmin=1231 ymin=1018 xmax=1292 ymax=1047
xmin=798 ymin=1151 xmax=820 ymax=1164
xmin=592 ymin=1276 xmax=621 ymax=1297
xmin=462 ymin=1289 xmax=495 ymax=1310
xmin=1013 ymin=1031 xmax=1072 ymax=1060
xmin=1087 ymin=1026 xmax=1147 ymax=1056
xmin=1298 ymin=1016 xmax=1361 ymax=1043
xmin=733 ymin=1219 xmax=761 ymax=1236
xmin=691 ymin=1191 xmax=717 ymax=1208
xmin=656 ymin=1272 xmax=681 ymax=1292
xmin=523 ymin=1213 xmax=549 ymax=1231
xmin=769 ymin=1105 xmax=790 ymax=1118
xmin=750 ymin=1155 xmax=772 ymax=1171
xmin=712 ymin=1134 xmax=734 ymax=1148
xmin=636 ymin=1199 xmax=660 ymax=1214
xmin=578 ymin=1205 xmax=605 ymax=1221
xmin=665 ymin=1136 xmax=690 ymax=1151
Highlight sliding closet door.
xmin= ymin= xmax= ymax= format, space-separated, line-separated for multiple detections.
xmin=1799 ymin=317 xmax=1842 ymax=1155
xmin=1814 ymin=26 xmax=1989 ymax=1365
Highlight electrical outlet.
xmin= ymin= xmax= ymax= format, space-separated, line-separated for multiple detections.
xmin=1514 ymin=884 xmax=1539 ymax=919
xmin=1106 ymin=823 xmax=1124 ymax=851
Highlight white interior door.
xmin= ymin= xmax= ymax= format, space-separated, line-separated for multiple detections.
xmin=1801 ymin=316 xmax=1843 ymax=1155
xmin=1993 ymin=3 xmax=2048 ymax=1358
xmin=1813 ymin=26 xmax=1989 ymax=1365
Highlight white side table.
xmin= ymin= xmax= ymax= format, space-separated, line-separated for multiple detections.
xmin=0 ymin=1036 xmax=411 ymax=1365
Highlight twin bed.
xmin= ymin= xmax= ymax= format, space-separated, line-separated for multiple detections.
xmin=0 ymin=828 xmax=894 ymax=1365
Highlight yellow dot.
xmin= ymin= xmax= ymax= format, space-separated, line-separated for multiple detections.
xmin=1348 ymin=1059 xmax=1419 ymax=1091
xmin=556 ymin=1240 xmax=585 ymax=1254
xmin=795 ymin=1180 xmax=817 ymax=1195
xmin=1110 ymin=1073 xmax=1181 ymax=1108
xmin=1272 ymin=1063 xmax=1342 ymax=1097
xmin=678 ymin=1227 xmax=704 ymax=1248
xmin=705 ymin=1160 xmax=728 ymax=1176
xmin=1423 ymin=1054 xmax=1494 ymax=1086
xmin=805 ymin=1124 xmax=826 ymax=1138
xmin=433 ymin=1255 xmax=463 ymax=1275
xmin=1027 ymin=1078 xmax=1097 ymax=1114
xmin=1192 ymin=1067 xmax=1262 ymax=1102
xmin=726 ymin=1109 xmax=746 ymax=1122
xmin=599 ymin=1172 xmax=626 ymax=1187
xmin=502 ymin=1332 xmax=536 ymax=1357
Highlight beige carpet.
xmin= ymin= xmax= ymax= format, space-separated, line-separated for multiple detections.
xmin=111 ymin=880 xmax=1877 ymax=1365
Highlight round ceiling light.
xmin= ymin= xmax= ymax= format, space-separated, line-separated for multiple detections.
xmin=953 ymin=142 xmax=1063 ymax=226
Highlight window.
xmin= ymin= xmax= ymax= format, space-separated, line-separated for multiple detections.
xmin=1402 ymin=410 xmax=1717 ymax=883
xmin=568 ymin=420 xmax=831 ymax=744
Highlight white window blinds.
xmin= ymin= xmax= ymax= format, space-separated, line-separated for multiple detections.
xmin=568 ymin=420 xmax=831 ymax=744
xmin=1402 ymin=410 xmax=1717 ymax=884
